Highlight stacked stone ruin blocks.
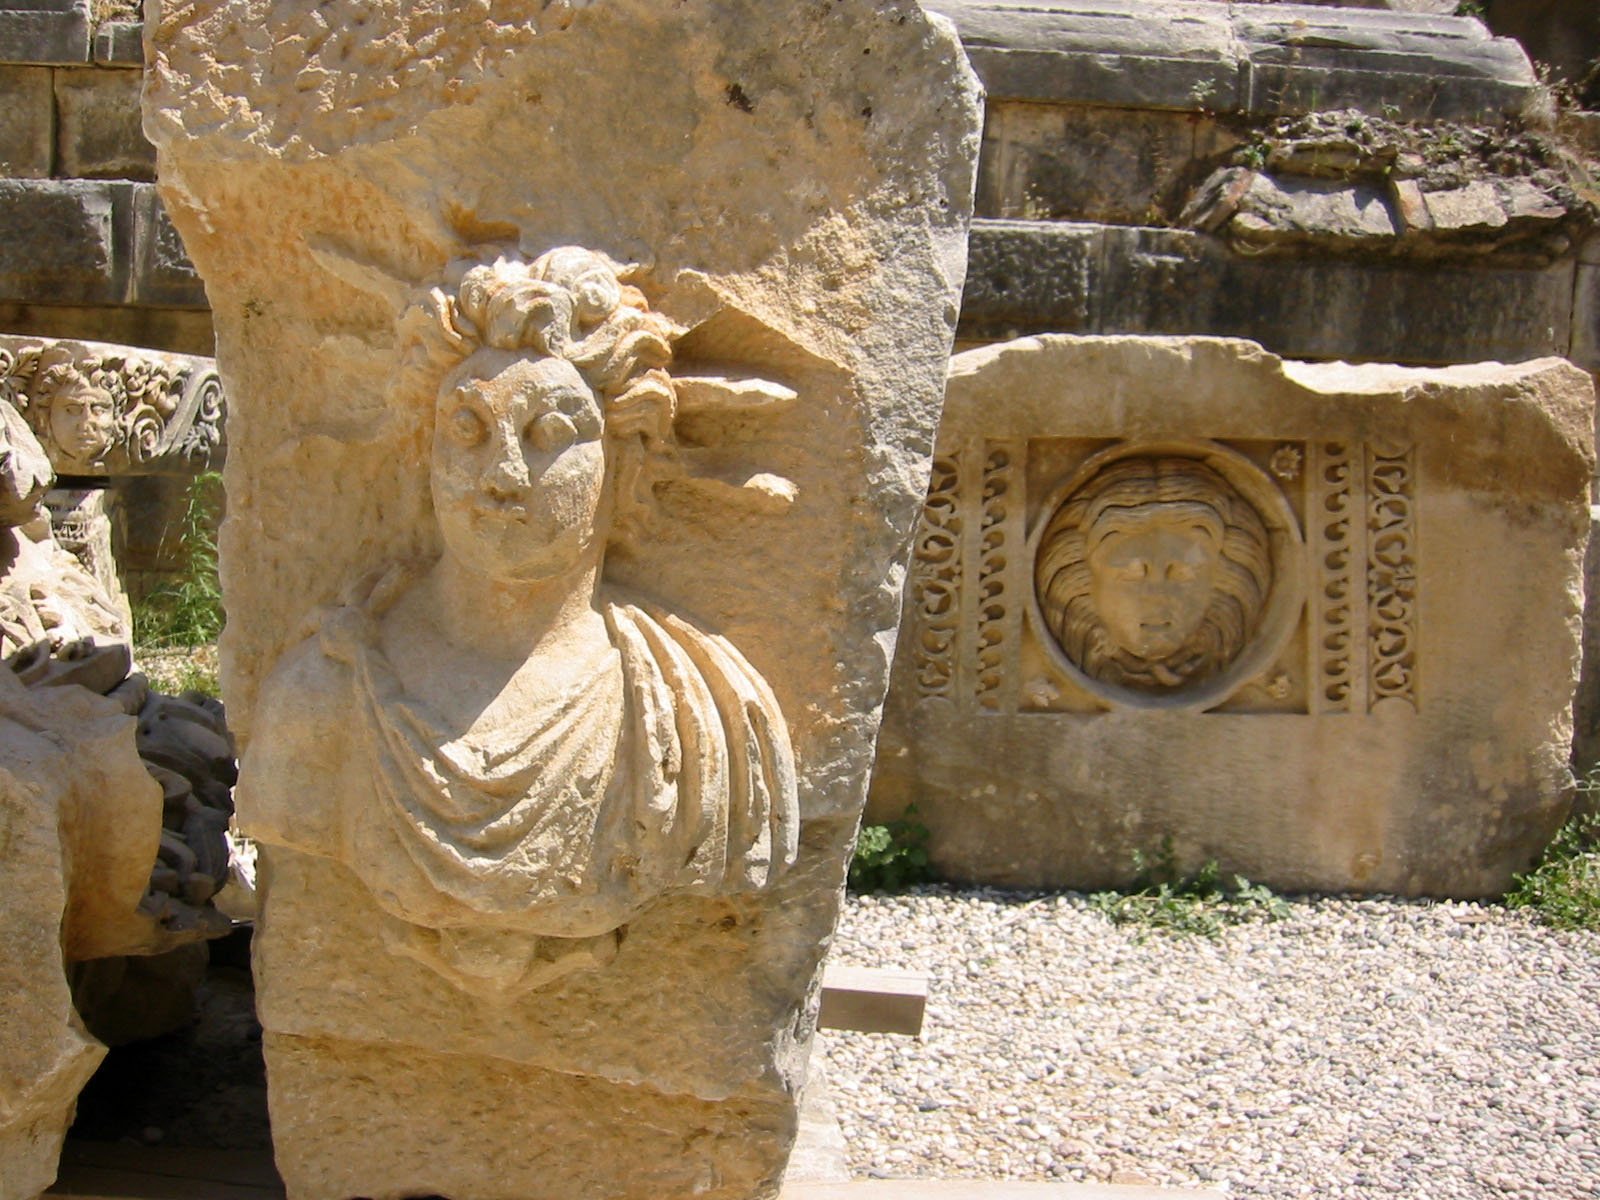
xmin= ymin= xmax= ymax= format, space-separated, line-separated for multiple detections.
xmin=1 ymin=1 xmax=1595 ymax=378
xmin=0 ymin=0 xmax=206 ymax=356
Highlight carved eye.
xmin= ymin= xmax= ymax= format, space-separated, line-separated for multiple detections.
xmin=1120 ymin=561 xmax=1150 ymax=581
xmin=447 ymin=406 xmax=486 ymax=446
xmin=528 ymin=411 xmax=576 ymax=453
xmin=1167 ymin=562 xmax=1196 ymax=582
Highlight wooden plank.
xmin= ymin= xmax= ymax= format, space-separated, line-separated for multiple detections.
xmin=47 ymin=1142 xmax=283 ymax=1200
xmin=783 ymin=1185 xmax=1226 ymax=1200
xmin=817 ymin=965 xmax=929 ymax=1036
xmin=46 ymin=1144 xmax=1225 ymax=1200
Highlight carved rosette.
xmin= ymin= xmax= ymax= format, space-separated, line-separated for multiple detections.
xmin=0 ymin=337 xmax=227 ymax=477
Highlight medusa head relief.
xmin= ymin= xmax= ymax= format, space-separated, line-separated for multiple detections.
xmin=1030 ymin=442 xmax=1303 ymax=710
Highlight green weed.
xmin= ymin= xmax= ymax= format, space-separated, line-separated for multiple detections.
xmin=1089 ymin=837 xmax=1291 ymax=939
xmin=1504 ymin=813 xmax=1600 ymax=933
xmin=849 ymin=805 xmax=934 ymax=893
xmin=132 ymin=471 xmax=224 ymax=649
xmin=1238 ymin=140 xmax=1271 ymax=171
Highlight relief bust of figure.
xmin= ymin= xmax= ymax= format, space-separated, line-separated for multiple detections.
xmin=1034 ymin=454 xmax=1273 ymax=695
xmin=242 ymin=247 xmax=799 ymax=996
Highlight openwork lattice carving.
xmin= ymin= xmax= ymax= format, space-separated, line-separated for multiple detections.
xmin=1367 ymin=444 xmax=1418 ymax=709
xmin=974 ymin=445 xmax=1012 ymax=710
xmin=908 ymin=451 xmax=963 ymax=704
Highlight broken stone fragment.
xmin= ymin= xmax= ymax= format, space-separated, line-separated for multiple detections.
xmin=1228 ymin=174 xmax=1398 ymax=250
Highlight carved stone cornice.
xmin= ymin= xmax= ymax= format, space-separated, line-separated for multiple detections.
xmin=0 ymin=335 xmax=224 ymax=477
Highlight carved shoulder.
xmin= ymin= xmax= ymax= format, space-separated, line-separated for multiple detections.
xmin=234 ymin=630 xmax=356 ymax=856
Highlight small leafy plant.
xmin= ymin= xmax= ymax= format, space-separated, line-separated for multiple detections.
xmin=1238 ymin=140 xmax=1271 ymax=171
xmin=849 ymin=805 xmax=934 ymax=893
xmin=132 ymin=471 xmax=225 ymax=649
xmin=1504 ymin=812 xmax=1600 ymax=933
xmin=1089 ymin=836 xmax=1291 ymax=939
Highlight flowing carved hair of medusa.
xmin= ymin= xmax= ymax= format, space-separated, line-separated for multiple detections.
xmin=1034 ymin=455 xmax=1273 ymax=692
xmin=403 ymin=246 xmax=682 ymax=530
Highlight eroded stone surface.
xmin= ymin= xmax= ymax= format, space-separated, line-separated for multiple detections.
xmin=869 ymin=336 xmax=1594 ymax=898
xmin=146 ymin=2 xmax=979 ymax=1197
xmin=0 ymin=654 xmax=162 ymax=1200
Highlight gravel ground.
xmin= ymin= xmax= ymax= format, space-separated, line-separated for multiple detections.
xmin=820 ymin=888 xmax=1599 ymax=1199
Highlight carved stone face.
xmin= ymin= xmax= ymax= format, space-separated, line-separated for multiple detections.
xmin=1087 ymin=512 xmax=1221 ymax=660
xmin=431 ymin=350 xmax=608 ymax=582
xmin=49 ymin=385 xmax=116 ymax=466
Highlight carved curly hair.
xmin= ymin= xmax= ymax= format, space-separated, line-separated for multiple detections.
xmin=403 ymin=246 xmax=684 ymax=529
xmin=415 ymin=247 xmax=679 ymax=436
xmin=1035 ymin=455 xmax=1272 ymax=693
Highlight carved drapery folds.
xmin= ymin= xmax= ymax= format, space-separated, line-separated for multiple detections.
xmin=242 ymin=247 xmax=802 ymax=998
xmin=0 ymin=337 xmax=226 ymax=477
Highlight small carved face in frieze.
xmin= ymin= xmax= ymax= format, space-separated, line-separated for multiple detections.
xmin=48 ymin=382 xmax=117 ymax=468
xmin=1036 ymin=455 xmax=1272 ymax=693
xmin=432 ymin=350 xmax=609 ymax=583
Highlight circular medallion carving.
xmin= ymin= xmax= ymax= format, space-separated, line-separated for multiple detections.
xmin=1027 ymin=440 xmax=1304 ymax=712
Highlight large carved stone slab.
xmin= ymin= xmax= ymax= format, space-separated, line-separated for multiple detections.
xmin=146 ymin=3 xmax=979 ymax=1198
xmin=870 ymin=336 xmax=1594 ymax=898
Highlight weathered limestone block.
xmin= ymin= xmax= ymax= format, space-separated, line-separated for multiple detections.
xmin=0 ymin=65 xmax=52 ymax=179
xmin=0 ymin=0 xmax=89 ymax=64
xmin=0 ymin=180 xmax=122 ymax=306
xmin=146 ymin=2 xmax=980 ymax=1198
xmin=930 ymin=0 xmax=1539 ymax=121
xmin=43 ymin=488 xmax=131 ymax=631
xmin=0 ymin=667 xmax=164 ymax=1200
xmin=0 ymin=397 xmax=236 ymax=1198
xmin=53 ymin=66 xmax=155 ymax=181
xmin=959 ymin=219 xmax=1578 ymax=365
xmin=869 ymin=336 xmax=1594 ymax=898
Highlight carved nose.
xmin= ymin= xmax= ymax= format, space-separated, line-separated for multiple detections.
xmin=484 ymin=454 xmax=531 ymax=501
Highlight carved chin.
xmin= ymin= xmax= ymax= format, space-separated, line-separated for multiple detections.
xmin=64 ymin=438 xmax=109 ymax=463
xmin=1111 ymin=620 xmax=1200 ymax=660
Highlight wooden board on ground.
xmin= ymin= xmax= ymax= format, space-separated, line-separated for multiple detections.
xmin=48 ymin=1145 xmax=1223 ymax=1200
xmin=48 ymin=1142 xmax=282 ymax=1200
xmin=818 ymin=965 xmax=929 ymax=1036
xmin=784 ymin=1185 xmax=1227 ymax=1199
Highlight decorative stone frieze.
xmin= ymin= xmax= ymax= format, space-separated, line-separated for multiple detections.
xmin=0 ymin=334 xmax=224 ymax=475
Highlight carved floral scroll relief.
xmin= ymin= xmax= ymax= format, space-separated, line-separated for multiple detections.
xmin=0 ymin=337 xmax=226 ymax=477
xmin=901 ymin=436 xmax=1418 ymax=715
xmin=241 ymin=247 xmax=802 ymax=997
